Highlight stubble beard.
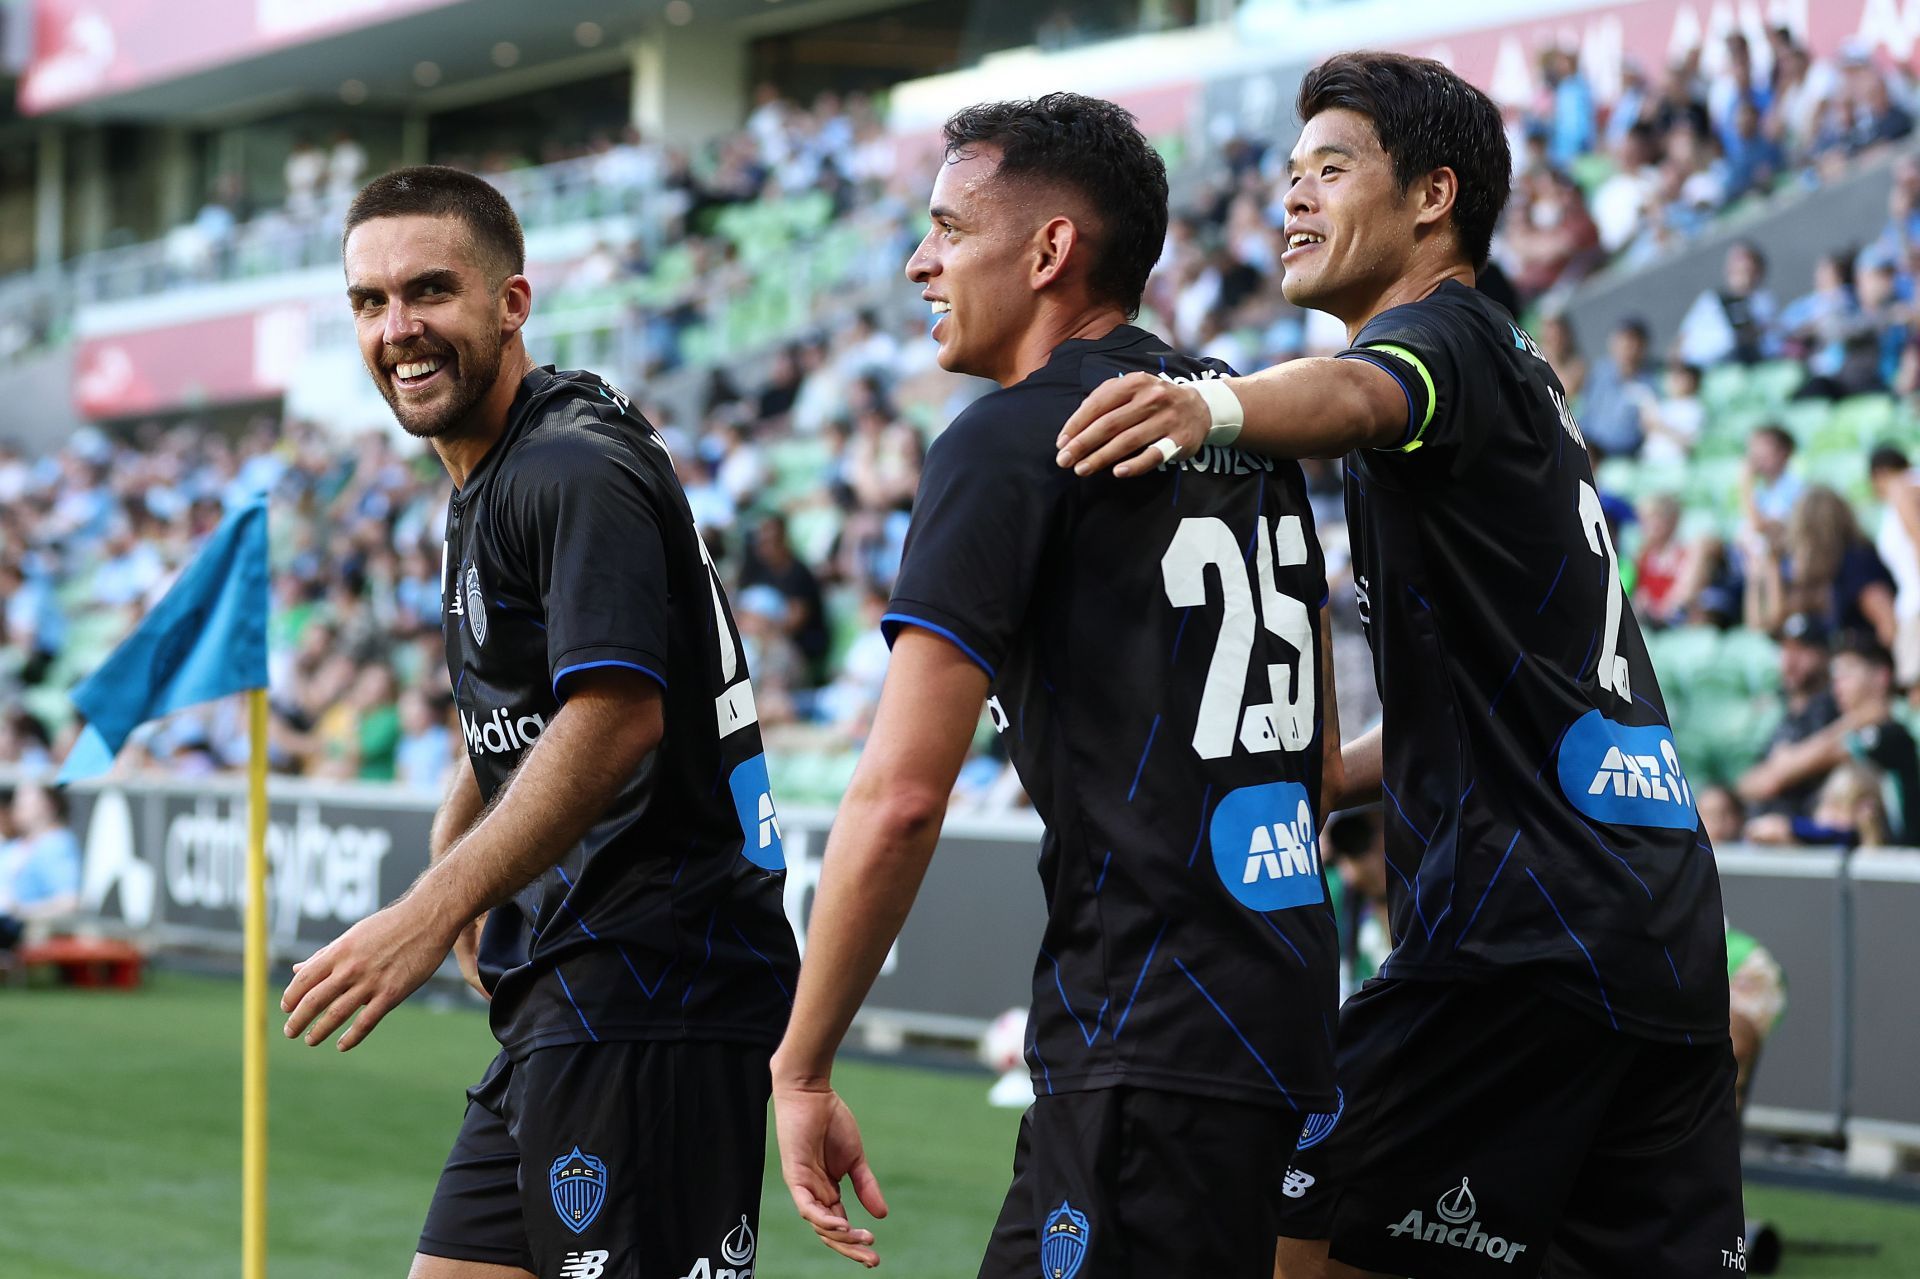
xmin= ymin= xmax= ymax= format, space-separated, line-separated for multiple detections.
xmin=378 ymin=332 xmax=504 ymax=440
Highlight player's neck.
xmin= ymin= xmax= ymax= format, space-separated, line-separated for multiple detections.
xmin=432 ymin=344 xmax=537 ymax=489
xmin=1342 ymin=259 xmax=1477 ymax=345
xmin=998 ymin=301 xmax=1129 ymax=387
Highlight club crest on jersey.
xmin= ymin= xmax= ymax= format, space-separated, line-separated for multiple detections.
xmin=464 ymin=563 xmax=488 ymax=646
xmin=1297 ymin=1086 xmax=1344 ymax=1150
xmin=1041 ymin=1200 xmax=1090 ymax=1279
xmin=1208 ymin=782 xmax=1326 ymax=911
xmin=550 ymin=1147 xmax=607 ymax=1234
xmin=1554 ymin=710 xmax=1697 ymax=830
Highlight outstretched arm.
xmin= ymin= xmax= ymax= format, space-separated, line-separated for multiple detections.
xmin=1055 ymin=357 xmax=1410 ymax=478
xmin=281 ymin=667 xmax=663 ymax=1049
xmin=771 ymin=628 xmax=989 ymax=1267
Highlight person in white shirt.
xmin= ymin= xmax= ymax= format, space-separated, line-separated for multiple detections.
xmin=1871 ymin=444 xmax=1920 ymax=691
xmin=1638 ymin=359 xmax=1704 ymax=468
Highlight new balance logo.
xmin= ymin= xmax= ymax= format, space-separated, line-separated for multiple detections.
xmin=1587 ymin=743 xmax=1692 ymax=807
xmin=460 ymin=706 xmax=547 ymax=756
xmin=1282 ymin=1169 xmax=1315 ymax=1199
xmin=561 ymin=1251 xmax=610 ymax=1279
xmin=1243 ymin=801 xmax=1318 ymax=884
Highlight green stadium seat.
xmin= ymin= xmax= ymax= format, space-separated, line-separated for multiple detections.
xmin=1718 ymin=628 xmax=1783 ymax=695
xmin=1700 ymin=364 xmax=1753 ymax=416
xmin=1778 ymin=399 xmax=1833 ymax=443
xmin=1647 ymin=625 xmax=1722 ymax=691
xmin=1748 ymin=361 xmax=1806 ymax=406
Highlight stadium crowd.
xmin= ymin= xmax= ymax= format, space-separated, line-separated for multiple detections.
xmin=6 ymin=37 xmax=1920 ymax=851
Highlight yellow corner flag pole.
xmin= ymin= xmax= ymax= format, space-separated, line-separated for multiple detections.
xmin=243 ymin=687 xmax=270 ymax=1279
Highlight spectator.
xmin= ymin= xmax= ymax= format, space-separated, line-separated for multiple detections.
xmin=1708 ymin=33 xmax=1772 ymax=155
xmin=1591 ymin=124 xmax=1661 ymax=254
xmin=741 ymin=514 xmax=830 ymax=682
xmin=1633 ymin=493 xmax=1691 ymax=624
xmin=1740 ymin=423 xmax=1804 ymax=543
xmin=1543 ymin=48 xmax=1596 ymax=171
xmin=1740 ymin=635 xmax=1920 ymax=843
xmin=1845 ymin=54 xmax=1914 ymax=153
xmin=1748 ymin=759 xmax=1891 ymax=847
xmin=1725 ymin=925 xmax=1787 ymax=1109
xmin=1578 ymin=316 xmax=1656 ymax=459
xmin=1696 ymin=785 xmax=1748 ymax=846
xmin=285 ymin=135 xmax=326 ymax=219
xmin=0 ymin=782 xmax=82 ymax=943
xmin=1 ymin=557 xmax=63 ymax=686
xmin=1536 ymin=312 xmax=1588 ymax=400
xmin=1737 ymin=612 xmax=1840 ymax=817
xmin=394 ymin=688 xmax=452 ymax=792
xmin=1639 ymin=359 xmax=1705 ymax=467
xmin=1677 ymin=240 xmax=1777 ymax=366
xmin=325 ymin=130 xmax=368 ymax=206
xmin=1871 ymin=445 xmax=1920 ymax=694
xmin=1504 ymin=169 xmax=1602 ymax=302
xmin=1722 ymin=100 xmax=1784 ymax=199
xmin=1747 ymin=484 xmax=1897 ymax=644
xmin=1777 ymin=251 xmax=1873 ymax=397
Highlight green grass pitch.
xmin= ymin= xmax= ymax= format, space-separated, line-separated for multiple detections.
xmin=1 ymin=970 xmax=1915 ymax=1277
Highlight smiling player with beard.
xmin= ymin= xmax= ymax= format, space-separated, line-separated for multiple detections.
xmin=281 ymin=166 xmax=799 ymax=1279
xmin=1057 ymin=53 xmax=1741 ymax=1279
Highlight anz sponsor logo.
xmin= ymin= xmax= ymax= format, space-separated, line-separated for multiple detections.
xmin=1387 ymin=1178 xmax=1529 ymax=1266
xmin=1209 ymin=782 xmax=1325 ymax=911
xmin=677 ymin=1214 xmax=757 ymax=1279
xmin=461 ymin=705 xmax=547 ymax=757
xmin=729 ymin=753 xmax=785 ymax=871
xmin=1555 ymin=710 xmax=1698 ymax=830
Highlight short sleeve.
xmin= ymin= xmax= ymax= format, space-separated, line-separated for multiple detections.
xmin=508 ymin=435 xmax=672 ymax=699
xmin=883 ymin=406 xmax=1070 ymax=679
xmin=1337 ymin=293 xmax=1496 ymax=463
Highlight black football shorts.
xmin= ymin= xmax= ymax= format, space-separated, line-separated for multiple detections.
xmin=419 ymin=1040 xmax=771 ymax=1279
xmin=1275 ymin=977 xmax=1746 ymax=1278
xmin=979 ymin=1086 xmax=1306 ymax=1279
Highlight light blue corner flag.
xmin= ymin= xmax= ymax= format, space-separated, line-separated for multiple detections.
xmin=57 ymin=497 xmax=270 ymax=784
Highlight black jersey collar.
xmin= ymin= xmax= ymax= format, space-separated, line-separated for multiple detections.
xmin=451 ymin=365 xmax=570 ymax=502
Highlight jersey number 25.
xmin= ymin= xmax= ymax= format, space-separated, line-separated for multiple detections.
xmin=1161 ymin=515 xmax=1316 ymax=760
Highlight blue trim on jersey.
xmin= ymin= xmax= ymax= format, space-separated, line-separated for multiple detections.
xmin=553 ymin=658 xmax=667 ymax=700
xmin=1663 ymin=946 xmax=1685 ymax=990
xmin=1460 ymin=778 xmax=1477 ymax=807
xmin=1044 ymin=946 xmax=1110 ymax=1047
xmin=731 ymin=923 xmax=793 ymax=1003
xmin=1338 ymin=350 xmax=1417 ymax=446
xmin=1537 ymin=717 xmax=1578 ymax=783
xmin=1030 ymin=1033 xmax=1055 ymax=1094
xmin=1171 ymin=607 xmax=1194 ymax=662
xmin=680 ymin=908 xmax=719 ymax=1008
xmin=1185 ymin=784 xmax=1214 ymax=867
xmin=1258 ymin=911 xmax=1308 ymax=966
xmin=1112 ymin=919 xmax=1169 ymax=1038
xmin=1578 ymin=818 xmax=1655 ymax=900
xmin=1406 ymin=584 xmax=1432 ymax=612
xmin=881 ymin=612 xmax=996 ymax=678
xmin=1171 ymin=467 xmax=1183 ymax=507
xmin=497 ymin=600 xmax=546 ymax=631
xmin=1173 ymin=957 xmax=1297 ymax=1107
xmin=1488 ymin=653 xmax=1525 ymax=716
xmin=1457 ymin=830 xmax=1521 ymax=947
xmin=1381 ymin=781 xmax=1434 ymax=847
xmin=555 ymin=866 xmax=675 ymax=999
xmin=1094 ymin=850 xmax=1113 ymax=895
xmin=456 ymin=669 xmax=466 ymax=697
xmin=552 ymin=964 xmax=601 ymax=1042
xmin=1317 ymin=588 xmax=1330 ymax=609
xmin=1536 ymin=556 xmax=1569 ymax=615
xmin=1525 ymin=867 xmax=1618 ymax=1030
xmin=1127 ymin=715 xmax=1162 ymax=803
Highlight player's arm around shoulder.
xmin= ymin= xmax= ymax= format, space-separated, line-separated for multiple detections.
xmin=279 ymin=668 xmax=663 ymax=1052
xmin=1054 ymin=354 xmax=1411 ymax=478
xmin=771 ymin=628 xmax=990 ymax=1268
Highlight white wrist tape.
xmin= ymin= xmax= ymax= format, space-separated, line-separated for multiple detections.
xmin=1194 ymin=378 xmax=1245 ymax=448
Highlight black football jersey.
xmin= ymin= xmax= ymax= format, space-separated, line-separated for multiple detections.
xmin=1339 ymin=281 xmax=1728 ymax=1041
xmin=442 ymin=366 xmax=798 ymax=1059
xmin=886 ymin=326 xmax=1339 ymax=1111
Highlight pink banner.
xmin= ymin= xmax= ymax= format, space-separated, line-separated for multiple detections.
xmin=73 ymin=306 xmax=309 ymax=417
xmin=21 ymin=0 xmax=458 ymax=113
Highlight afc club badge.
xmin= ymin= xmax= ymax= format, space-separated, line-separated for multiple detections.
xmin=1041 ymin=1199 xmax=1089 ymax=1279
xmin=464 ymin=563 xmax=488 ymax=646
xmin=550 ymin=1147 xmax=608 ymax=1234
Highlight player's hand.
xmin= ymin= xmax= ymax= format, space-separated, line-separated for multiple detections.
xmin=772 ymin=1075 xmax=889 ymax=1267
xmin=280 ymin=895 xmax=457 ymax=1051
xmin=454 ymin=912 xmax=489 ymax=1001
xmin=1055 ymin=371 xmax=1209 ymax=478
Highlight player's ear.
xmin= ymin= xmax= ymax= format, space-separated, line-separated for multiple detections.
xmin=1030 ymin=215 xmax=1077 ymax=292
xmin=1413 ymin=165 xmax=1458 ymax=232
xmin=500 ymin=273 xmax=533 ymax=337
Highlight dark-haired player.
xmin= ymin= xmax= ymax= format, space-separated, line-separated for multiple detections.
xmin=770 ymin=94 xmax=1342 ymax=1278
xmin=281 ymin=166 xmax=798 ymax=1279
xmin=1058 ymin=52 xmax=1741 ymax=1279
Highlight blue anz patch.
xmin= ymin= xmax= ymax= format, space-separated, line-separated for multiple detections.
xmin=1209 ymin=782 xmax=1326 ymax=911
xmin=549 ymin=1147 xmax=607 ymax=1234
xmin=1041 ymin=1199 xmax=1090 ymax=1279
xmin=729 ymin=753 xmax=785 ymax=870
xmin=1556 ymin=710 xmax=1697 ymax=830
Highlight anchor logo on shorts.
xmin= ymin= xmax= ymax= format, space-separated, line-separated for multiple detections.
xmin=550 ymin=1146 xmax=608 ymax=1234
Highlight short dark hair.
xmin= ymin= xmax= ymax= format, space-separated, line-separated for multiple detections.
xmin=941 ymin=93 xmax=1169 ymax=319
xmin=1835 ymin=631 xmax=1895 ymax=672
xmin=1753 ymin=423 xmax=1795 ymax=455
xmin=1616 ymin=316 xmax=1651 ymax=342
xmin=342 ymin=165 xmax=526 ymax=286
xmin=1296 ymin=51 xmax=1511 ymax=270
xmin=1870 ymin=443 xmax=1910 ymax=474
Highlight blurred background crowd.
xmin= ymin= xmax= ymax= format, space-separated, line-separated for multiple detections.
xmin=6 ymin=24 xmax=1920 ymax=864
